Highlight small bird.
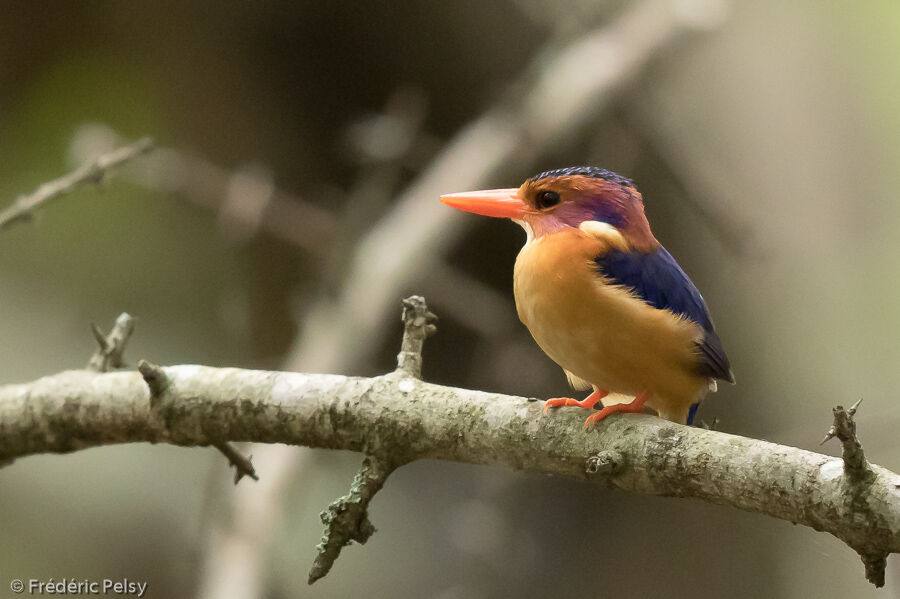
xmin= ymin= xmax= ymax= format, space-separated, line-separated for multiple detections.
xmin=441 ymin=166 xmax=734 ymax=427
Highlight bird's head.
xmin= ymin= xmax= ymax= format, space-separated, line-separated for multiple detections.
xmin=441 ymin=166 xmax=656 ymax=250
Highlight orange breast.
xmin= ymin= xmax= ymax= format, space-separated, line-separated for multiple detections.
xmin=513 ymin=228 xmax=707 ymax=416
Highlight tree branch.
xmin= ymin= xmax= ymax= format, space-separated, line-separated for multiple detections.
xmin=138 ymin=356 xmax=258 ymax=485
xmin=306 ymin=297 xmax=434 ymax=583
xmin=86 ymin=313 xmax=258 ymax=484
xmin=0 ymin=136 xmax=153 ymax=231
xmin=0 ymin=299 xmax=897 ymax=587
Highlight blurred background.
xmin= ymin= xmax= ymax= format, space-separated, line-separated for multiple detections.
xmin=1 ymin=0 xmax=898 ymax=597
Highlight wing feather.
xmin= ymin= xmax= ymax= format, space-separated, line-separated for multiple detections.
xmin=595 ymin=246 xmax=734 ymax=383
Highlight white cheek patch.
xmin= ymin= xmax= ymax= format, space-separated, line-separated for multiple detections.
xmin=513 ymin=219 xmax=535 ymax=244
xmin=579 ymin=220 xmax=617 ymax=238
xmin=579 ymin=220 xmax=628 ymax=250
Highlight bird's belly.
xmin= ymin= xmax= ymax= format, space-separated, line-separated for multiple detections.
xmin=513 ymin=233 xmax=703 ymax=399
xmin=516 ymin=289 xmax=634 ymax=392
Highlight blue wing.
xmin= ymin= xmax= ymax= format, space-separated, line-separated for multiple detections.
xmin=595 ymin=246 xmax=734 ymax=387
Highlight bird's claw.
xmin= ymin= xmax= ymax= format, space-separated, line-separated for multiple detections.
xmin=543 ymin=397 xmax=579 ymax=412
xmin=583 ymin=392 xmax=649 ymax=429
xmin=543 ymin=389 xmax=609 ymax=414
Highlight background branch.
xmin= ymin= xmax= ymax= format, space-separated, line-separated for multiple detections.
xmin=0 ymin=136 xmax=153 ymax=231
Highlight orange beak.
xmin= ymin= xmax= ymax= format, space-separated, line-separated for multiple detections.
xmin=440 ymin=188 xmax=527 ymax=219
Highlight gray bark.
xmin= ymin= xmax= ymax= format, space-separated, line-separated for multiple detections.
xmin=1 ymin=362 xmax=898 ymax=585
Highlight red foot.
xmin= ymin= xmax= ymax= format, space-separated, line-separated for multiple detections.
xmin=543 ymin=389 xmax=608 ymax=413
xmin=583 ymin=391 xmax=649 ymax=429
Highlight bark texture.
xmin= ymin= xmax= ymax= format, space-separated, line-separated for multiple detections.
xmin=1 ymin=361 xmax=898 ymax=585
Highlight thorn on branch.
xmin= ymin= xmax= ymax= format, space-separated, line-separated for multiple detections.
xmin=213 ymin=442 xmax=259 ymax=484
xmin=395 ymin=295 xmax=437 ymax=379
xmin=0 ymin=136 xmax=154 ymax=232
xmin=820 ymin=399 xmax=869 ymax=477
xmin=308 ymin=454 xmax=398 ymax=585
xmin=87 ymin=313 xmax=135 ymax=372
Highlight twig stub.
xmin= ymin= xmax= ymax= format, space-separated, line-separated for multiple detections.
xmin=137 ymin=360 xmax=170 ymax=400
xmin=88 ymin=313 xmax=135 ymax=372
xmin=308 ymin=454 xmax=397 ymax=584
xmin=820 ymin=399 xmax=869 ymax=477
xmin=213 ymin=442 xmax=259 ymax=484
xmin=395 ymin=295 xmax=437 ymax=378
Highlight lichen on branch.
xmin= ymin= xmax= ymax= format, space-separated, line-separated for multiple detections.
xmin=308 ymin=454 xmax=397 ymax=584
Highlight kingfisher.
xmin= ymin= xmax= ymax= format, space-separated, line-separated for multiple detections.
xmin=441 ymin=166 xmax=734 ymax=427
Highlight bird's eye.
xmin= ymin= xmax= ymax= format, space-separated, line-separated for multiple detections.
xmin=536 ymin=190 xmax=560 ymax=209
